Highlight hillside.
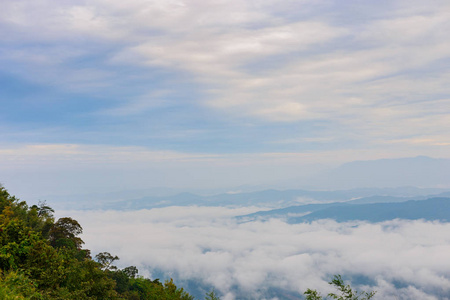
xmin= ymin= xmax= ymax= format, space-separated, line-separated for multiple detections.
xmin=0 ymin=185 xmax=194 ymax=299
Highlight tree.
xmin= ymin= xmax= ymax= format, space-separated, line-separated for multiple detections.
xmin=28 ymin=200 xmax=54 ymax=239
xmin=49 ymin=217 xmax=84 ymax=249
xmin=95 ymin=251 xmax=119 ymax=271
xmin=0 ymin=184 xmax=195 ymax=300
xmin=122 ymin=265 xmax=139 ymax=278
xmin=304 ymin=288 xmax=323 ymax=300
xmin=205 ymin=289 xmax=221 ymax=300
xmin=163 ymin=278 xmax=194 ymax=300
xmin=30 ymin=200 xmax=54 ymax=218
xmin=304 ymin=275 xmax=376 ymax=300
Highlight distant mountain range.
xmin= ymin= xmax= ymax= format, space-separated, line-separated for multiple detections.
xmin=238 ymin=197 xmax=450 ymax=223
xmin=307 ymin=156 xmax=450 ymax=189
xmin=296 ymin=198 xmax=450 ymax=222
xmin=45 ymin=156 xmax=450 ymax=210
xmin=102 ymin=186 xmax=450 ymax=211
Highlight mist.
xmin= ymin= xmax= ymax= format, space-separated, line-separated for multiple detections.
xmin=60 ymin=206 xmax=450 ymax=300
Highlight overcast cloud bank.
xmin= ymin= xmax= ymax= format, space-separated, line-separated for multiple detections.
xmin=60 ymin=206 xmax=450 ymax=299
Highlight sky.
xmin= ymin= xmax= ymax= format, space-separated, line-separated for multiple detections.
xmin=1 ymin=0 xmax=450 ymax=198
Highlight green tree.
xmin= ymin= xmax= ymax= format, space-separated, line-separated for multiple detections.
xmin=163 ymin=278 xmax=194 ymax=300
xmin=205 ymin=289 xmax=221 ymax=300
xmin=48 ymin=217 xmax=84 ymax=249
xmin=30 ymin=201 xmax=54 ymax=218
xmin=0 ymin=270 xmax=45 ymax=299
xmin=304 ymin=288 xmax=323 ymax=300
xmin=123 ymin=266 xmax=139 ymax=279
xmin=27 ymin=201 xmax=54 ymax=239
xmin=304 ymin=275 xmax=376 ymax=300
xmin=0 ymin=184 xmax=195 ymax=300
xmin=95 ymin=251 xmax=119 ymax=271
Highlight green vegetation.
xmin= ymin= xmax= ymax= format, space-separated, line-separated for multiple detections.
xmin=304 ymin=275 xmax=376 ymax=300
xmin=0 ymin=185 xmax=194 ymax=299
xmin=204 ymin=289 xmax=220 ymax=300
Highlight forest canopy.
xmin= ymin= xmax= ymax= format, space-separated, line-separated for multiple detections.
xmin=0 ymin=184 xmax=194 ymax=299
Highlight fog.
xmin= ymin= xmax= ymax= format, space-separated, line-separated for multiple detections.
xmin=60 ymin=207 xmax=450 ymax=299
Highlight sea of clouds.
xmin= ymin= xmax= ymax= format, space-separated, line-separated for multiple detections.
xmin=59 ymin=206 xmax=450 ymax=300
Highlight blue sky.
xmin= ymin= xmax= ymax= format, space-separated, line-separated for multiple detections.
xmin=1 ymin=0 xmax=450 ymax=198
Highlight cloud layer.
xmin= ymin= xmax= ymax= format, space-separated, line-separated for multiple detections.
xmin=1 ymin=0 xmax=450 ymax=152
xmin=61 ymin=206 xmax=450 ymax=300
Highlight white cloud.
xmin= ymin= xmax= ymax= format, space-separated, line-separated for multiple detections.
xmin=2 ymin=0 xmax=449 ymax=147
xmin=3 ymin=142 xmax=446 ymax=174
xmin=60 ymin=207 xmax=450 ymax=299
xmin=0 ymin=144 xmax=219 ymax=166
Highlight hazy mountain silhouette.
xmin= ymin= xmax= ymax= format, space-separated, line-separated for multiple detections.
xmin=290 ymin=198 xmax=450 ymax=223
xmin=307 ymin=156 xmax=450 ymax=189
xmin=103 ymin=186 xmax=448 ymax=210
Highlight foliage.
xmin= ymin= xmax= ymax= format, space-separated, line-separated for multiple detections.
xmin=0 ymin=184 xmax=194 ymax=300
xmin=122 ymin=265 xmax=139 ymax=279
xmin=48 ymin=217 xmax=84 ymax=249
xmin=0 ymin=270 xmax=45 ymax=299
xmin=304 ymin=275 xmax=376 ymax=300
xmin=304 ymin=288 xmax=323 ymax=300
xmin=95 ymin=251 xmax=119 ymax=270
xmin=205 ymin=289 xmax=221 ymax=300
